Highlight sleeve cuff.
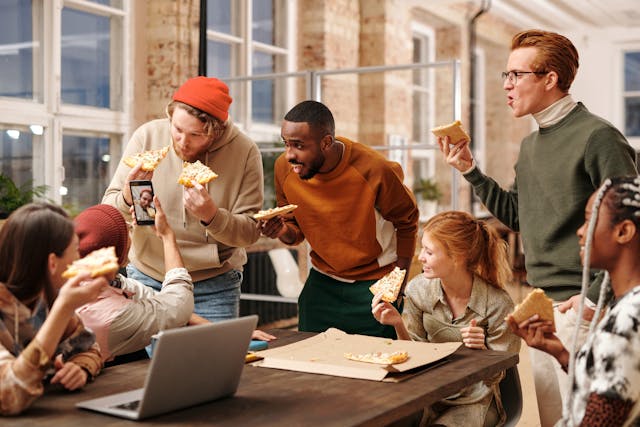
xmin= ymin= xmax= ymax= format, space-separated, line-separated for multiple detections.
xmin=461 ymin=160 xmax=477 ymax=175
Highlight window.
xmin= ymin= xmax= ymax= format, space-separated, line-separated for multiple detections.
xmin=410 ymin=25 xmax=437 ymax=220
xmin=0 ymin=0 xmax=43 ymax=101
xmin=204 ymin=0 xmax=292 ymax=127
xmin=624 ymin=51 xmax=640 ymax=140
xmin=0 ymin=0 xmax=130 ymax=213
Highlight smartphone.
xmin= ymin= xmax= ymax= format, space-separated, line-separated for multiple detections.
xmin=130 ymin=180 xmax=156 ymax=225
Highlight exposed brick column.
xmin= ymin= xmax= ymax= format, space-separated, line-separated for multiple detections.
xmin=358 ymin=0 xmax=412 ymax=147
xmin=144 ymin=0 xmax=200 ymax=121
xmin=297 ymin=0 xmax=360 ymax=138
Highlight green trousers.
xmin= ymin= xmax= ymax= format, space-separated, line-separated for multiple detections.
xmin=298 ymin=268 xmax=399 ymax=339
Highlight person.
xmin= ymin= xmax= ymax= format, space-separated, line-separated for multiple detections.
xmin=0 ymin=203 xmax=106 ymax=415
xmin=508 ymin=175 xmax=640 ymax=426
xmin=372 ymin=211 xmax=520 ymax=426
xmin=258 ymin=100 xmax=419 ymax=338
xmin=134 ymin=188 xmax=156 ymax=222
xmin=74 ymin=201 xmax=195 ymax=363
xmin=74 ymin=202 xmax=275 ymax=362
xmin=103 ymin=76 xmax=264 ymax=322
xmin=437 ymin=29 xmax=638 ymax=426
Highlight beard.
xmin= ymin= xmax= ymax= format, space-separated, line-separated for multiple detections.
xmin=291 ymin=154 xmax=325 ymax=180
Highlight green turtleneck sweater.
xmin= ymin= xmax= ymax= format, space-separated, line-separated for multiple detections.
xmin=465 ymin=103 xmax=637 ymax=301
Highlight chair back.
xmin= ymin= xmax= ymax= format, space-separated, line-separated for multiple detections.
xmin=499 ymin=366 xmax=523 ymax=427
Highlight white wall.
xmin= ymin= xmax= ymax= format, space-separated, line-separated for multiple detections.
xmin=568 ymin=27 xmax=640 ymax=150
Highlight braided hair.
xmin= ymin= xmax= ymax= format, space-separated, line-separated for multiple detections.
xmin=563 ymin=175 xmax=640 ymax=425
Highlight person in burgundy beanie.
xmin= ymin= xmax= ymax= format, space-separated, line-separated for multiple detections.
xmin=103 ymin=76 xmax=264 ymax=322
xmin=74 ymin=202 xmax=195 ymax=363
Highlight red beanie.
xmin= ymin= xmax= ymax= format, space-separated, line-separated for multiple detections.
xmin=172 ymin=76 xmax=232 ymax=122
xmin=74 ymin=204 xmax=129 ymax=266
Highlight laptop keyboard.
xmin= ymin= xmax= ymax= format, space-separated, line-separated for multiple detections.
xmin=113 ymin=400 xmax=140 ymax=411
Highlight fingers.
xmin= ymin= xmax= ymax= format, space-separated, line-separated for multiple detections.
xmin=251 ymin=330 xmax=277 ymax=341
xmin=371 ymin=291 xmax=384 ymax=307
xmin=153 ymin=195 xmax=163 ymax=211
xmin=437 ymin=136 xmax=450 ymax=154
xmin=258 ymin=217 xmax=285 ymax=239
xmin=557 ymin=299 xmax=571 ymax=313
xmin=50 ymin=362 xmax=88 ymax=390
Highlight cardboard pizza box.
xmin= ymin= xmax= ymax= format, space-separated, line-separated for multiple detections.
xmin=253 ymin=328 xmax=459 ymax=382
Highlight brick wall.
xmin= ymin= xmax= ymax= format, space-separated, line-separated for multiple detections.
xmin=139 ymin=0 xmax=200 ymax=124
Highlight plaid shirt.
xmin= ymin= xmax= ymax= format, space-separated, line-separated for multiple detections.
xmin=0 ymin=283 xmax=102 ymax=415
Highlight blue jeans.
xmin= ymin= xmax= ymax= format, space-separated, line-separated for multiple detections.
xmin=126 ymin=264 xmax=242 ymax=322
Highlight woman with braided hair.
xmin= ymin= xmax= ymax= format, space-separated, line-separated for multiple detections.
xmin=372 ymin=211 xmax=520 ymax=426
xmin=508 ymin=175 xmax=640 ymax=426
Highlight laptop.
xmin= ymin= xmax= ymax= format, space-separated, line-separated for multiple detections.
xmin=76 ymin=315 xmax=258 ymax=420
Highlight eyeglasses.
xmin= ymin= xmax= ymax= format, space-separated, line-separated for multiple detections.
xmin=501 ymin=70 xmax=547 ymax=85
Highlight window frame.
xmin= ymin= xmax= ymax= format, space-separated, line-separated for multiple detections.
xmin=410 ymin=23 xmax=438 ymax=221
xmin=203 ymin=0 xmax=295 ymax=138
xmin=0 ymin=0 xmax=132 ymax=208
xmin=620 ymin=47 xmax=640 ymax=149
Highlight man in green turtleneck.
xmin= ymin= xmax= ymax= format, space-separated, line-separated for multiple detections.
xmin=437 ymin=29 xmax=637 ymax=427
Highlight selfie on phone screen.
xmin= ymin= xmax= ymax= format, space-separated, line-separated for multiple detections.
xmin=130 ymin=181 xmax=155 ymax=225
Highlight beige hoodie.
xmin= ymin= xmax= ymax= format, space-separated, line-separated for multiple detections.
xmin=103 ymin=117 xmax=263 ymax=282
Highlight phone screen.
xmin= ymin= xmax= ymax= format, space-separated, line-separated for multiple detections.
xmin=129 ymin=180 xmax=155 ymax=225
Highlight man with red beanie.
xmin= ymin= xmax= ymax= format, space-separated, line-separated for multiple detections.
xmin=103 ymin=76 xmax=263 ymax=322
xmin=74 ymin=201 xmax=194 ymax=362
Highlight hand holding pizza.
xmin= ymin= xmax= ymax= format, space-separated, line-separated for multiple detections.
xmin=57 ymin=271 xmax=108 ymax=312
xmin=257 ymin=215 xmax=287 ymax=238
xmin=506 ymin=313 xmax=565 ymax=359
xmin=371 ymin=292 xmax=402 ymax=328
xmin=183 ymin=180 xmax=218 ymax=225
xmin=460 ymin=319 xmax=487 ymax=350
xmin=432 ymin=121 xmax=474 ymax=173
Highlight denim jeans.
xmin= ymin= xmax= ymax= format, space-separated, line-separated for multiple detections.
xmin=126 ymin=264 xmax=242 ymax=322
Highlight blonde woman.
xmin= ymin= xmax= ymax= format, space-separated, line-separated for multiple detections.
xmin=372 ymin=211 xmax=520 ymax=426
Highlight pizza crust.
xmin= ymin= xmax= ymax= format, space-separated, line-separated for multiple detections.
xmin=509 ymin=288 xmax=555 ymax=326
xmin=178 ymin=160 xmax=219 ymax=187
xmin=344 ymin=350 xmax=409 ymax=365
xmin=253 ymin=204 xmax=298 ymax=220
xmin=62 ymin=246 xmax=119 ymax=279
xmin=369 ymin=267 xmax=406 ymax=303
xmin=123 ymin=146 xmax=170 ymax=171
xmin=431 ymin=120 xmax=470 ymax=144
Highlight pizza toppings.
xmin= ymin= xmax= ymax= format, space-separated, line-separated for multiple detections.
xmin=62 ymin=246 xmax=119 ymax=279
xmin=178 ymin=160 xmax=219 ymax=187
xmin=369 ymin=267 xmax=406 ymax=303
xmin=344 ymin=350 xmax=409 ymax=365
xmin=253 ymin=204 xmax=298 ymax=221
xmin=123 ymin=146 xmax=170 ymax=171
xmin=509 ymin=288 xmax=555 ymax=326
xmin=431 ymin=120 xmax=470 ymax=144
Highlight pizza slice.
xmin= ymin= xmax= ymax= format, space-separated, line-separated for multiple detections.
xmin=509 ymin=288 xmax=555 ymax=326
xmin=61 ymin=246 xmax=120 ymax=279
xmin=369 ymin=267 xmax=406 ymax=303
xmin=253 ymin=204 xmax=298 ymax=221
xmin=344 ymin=350 xmax=409 ymax=365
xmin=123 ymin=146 xmax=170 ymax=171
xmin=431 ymin=120 xmax=471 ymax=144
xmin=178 ymin=160 xmax=219 ymax=188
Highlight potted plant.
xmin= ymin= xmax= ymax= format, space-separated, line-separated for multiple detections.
xmin=413 ymin=178 xmax=441 ymax=219
xmin=0 ymin=174 xmax=48 ymax=219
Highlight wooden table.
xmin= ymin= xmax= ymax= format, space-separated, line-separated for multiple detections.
xmin=6 ymin=329 xmax=518 ymax=426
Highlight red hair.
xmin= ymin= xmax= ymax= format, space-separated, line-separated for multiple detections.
xmin=423 ymin=211 xmax=512 ymax=288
